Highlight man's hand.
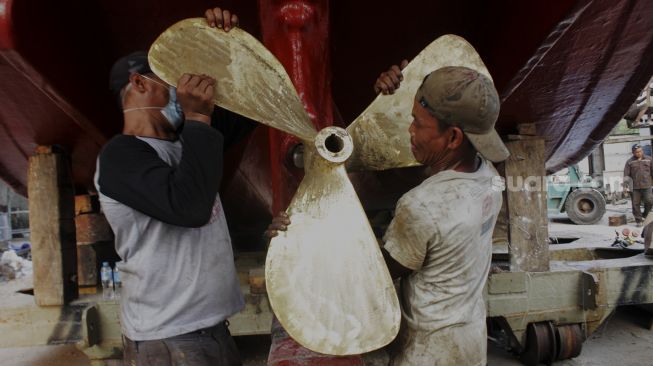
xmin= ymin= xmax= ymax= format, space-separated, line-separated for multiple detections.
xmin=176 ymin=74 xmax=215 ymax=124
xmin=374 ymin=60 xmax=409 ymax=95
xmin=205 ymin=7 xmax=239 ymax=31
xmin=264 ymin=212 xmax=291 ymax=241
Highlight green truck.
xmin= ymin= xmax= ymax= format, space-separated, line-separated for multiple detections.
xmin=548 ymin=165 xmax=606 ymax=225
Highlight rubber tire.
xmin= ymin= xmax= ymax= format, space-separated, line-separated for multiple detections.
xmin=564 ymin=188 xmax=606 ymax=225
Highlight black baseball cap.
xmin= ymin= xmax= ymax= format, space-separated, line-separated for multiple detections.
xmin=109 ymin=51 xmax=152 ymax=96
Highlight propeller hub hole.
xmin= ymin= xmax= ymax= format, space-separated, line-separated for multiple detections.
xmin=314 ymin=126 xmax=353 ymax=163
xmin=325 ymin=134 xmax=344 ymax=154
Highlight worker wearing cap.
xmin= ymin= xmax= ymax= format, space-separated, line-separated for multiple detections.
xmin=377 ymin=64 xmax=507 ymax=365
xmin=95 ymin=7 xmax=252 ymax=365
xmin=268 ymin=64 xmax=508 ymax=365
xmin=624 ymin=143 xmax=653 ymax=226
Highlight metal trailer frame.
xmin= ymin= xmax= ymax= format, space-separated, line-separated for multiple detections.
xmin=487 ymin=248 xmax=653 ymax=363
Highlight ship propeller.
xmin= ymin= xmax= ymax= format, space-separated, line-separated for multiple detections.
xmin=149 ymin=18 xmax=491 ymax=355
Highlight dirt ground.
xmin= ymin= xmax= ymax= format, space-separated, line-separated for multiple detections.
xmin=2 ymin=203 xmax=653 ymax=365
xmin=2 ymin=306 xmax=652 ymax=366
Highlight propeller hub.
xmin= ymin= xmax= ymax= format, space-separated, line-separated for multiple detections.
xmin=314 ymin=126 xmax=353 ymax=163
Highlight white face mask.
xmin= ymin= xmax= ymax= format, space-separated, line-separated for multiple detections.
xmin=123 ymin=75 xmax=184 ymax=129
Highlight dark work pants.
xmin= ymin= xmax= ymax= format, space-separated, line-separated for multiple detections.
xmin=122 ymin=322 xmax=242 ymax=366
xmin=631 ymin=188 xmax=653 ymax=221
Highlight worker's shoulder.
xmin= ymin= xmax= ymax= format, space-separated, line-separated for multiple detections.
xmin=104 ymin=133 xmax=137 ymax=145
xmin=104 ymin=133 xmax=146 ymax=148
xmin=626 ymin=156 xmax=653 ymax=164
xmin=99 ymin=134 xmax=155 ymax=160
xmin=398 ymin=179 xmax=458 ymax=213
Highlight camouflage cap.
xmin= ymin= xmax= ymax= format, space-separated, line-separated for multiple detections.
xmin=415 ymin=66 xmax=509 ymax=162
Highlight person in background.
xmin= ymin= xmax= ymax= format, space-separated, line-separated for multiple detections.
xmin=96 ymin=7 xmax=253 ymax=366
xmin=623 ymin=143 xmax=653 ymax=227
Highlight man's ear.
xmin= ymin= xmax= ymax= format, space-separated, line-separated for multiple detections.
xmin=128 ymin=74 xmax=148 ymax=93
xmin=448 ymin=126 xmax=465 ymax=149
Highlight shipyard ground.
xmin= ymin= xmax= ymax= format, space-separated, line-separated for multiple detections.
xmin=1 ymin=203 xmax=653 ymax=365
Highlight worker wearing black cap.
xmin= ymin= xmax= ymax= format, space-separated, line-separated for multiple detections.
xmin=624 ymin=143 xmax=653 ymax=226
xmin=95 ymin=7 xmax=252 ymax=366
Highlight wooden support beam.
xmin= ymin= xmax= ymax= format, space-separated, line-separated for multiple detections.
xmin=500 ymin=138 xmax=550 ymax=272
xmin=248 ymin=267 xmax=266 ymax=294
xmin=28 ymin=146 xmax=78 ymax=305
xmin=75 ymin=213 xmax=114 ymax=244
xmin=77 ymin=244 xmax=98 ymax=290
xmin=75 ymin=195 xmax=114 ymax=290
xmin=75 ymin=194 xmax=100 ymax=215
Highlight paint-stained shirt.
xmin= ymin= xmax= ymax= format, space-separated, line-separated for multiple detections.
xmin=384 ymin=158 xmax=502 ymax=366
xmin=624 ymin=155 xmax=653 ymax=190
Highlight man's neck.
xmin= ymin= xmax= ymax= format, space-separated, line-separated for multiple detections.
xmin=122 ymin=113 xmax=177 ymax=140
xmin=426 ymin=153 xmax=479 ymax=176
xmin=453 ymin=153 xmax=481 ymax=173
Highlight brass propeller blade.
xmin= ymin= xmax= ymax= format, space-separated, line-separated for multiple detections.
xmin=346 ymin=34 xmax=492 ymax=171
xmin=148 ymin=18 xmax=317 ymax=142
xmin=266 ymin=127 xmax=400 ymax=355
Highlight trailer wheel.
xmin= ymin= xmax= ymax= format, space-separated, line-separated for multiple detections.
xmin=520 ymin=321 xmax=557 ymax=366
xmin=565 ymin=188 xmax=606 ymax=225
xmin=556 ymin=324 xmax=583 ymax=360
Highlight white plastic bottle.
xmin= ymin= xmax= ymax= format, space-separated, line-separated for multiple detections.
xmin=113 ymin=261 xmax=122 ymax=300
xmin=100 ymin=262 xmax=114 ymax=300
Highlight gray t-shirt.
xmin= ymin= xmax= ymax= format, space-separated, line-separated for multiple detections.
xmin=95 ymin=136 xmax=244 ymax=341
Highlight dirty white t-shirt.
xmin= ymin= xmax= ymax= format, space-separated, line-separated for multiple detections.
xmin=384 ymin=158 xmax=502 ymax=366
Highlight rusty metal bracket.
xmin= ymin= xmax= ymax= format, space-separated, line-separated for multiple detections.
xmin=581 ymin=272 xmax=599 ymax=310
